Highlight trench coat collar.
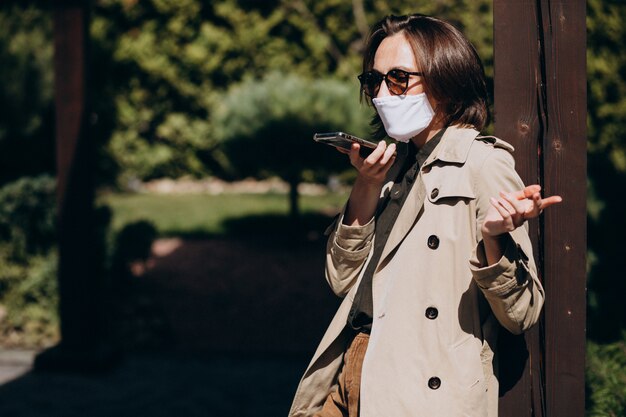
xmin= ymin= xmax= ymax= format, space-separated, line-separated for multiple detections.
xmin=423 ymin=124 xmax=481 ymax=166
xmin=377 ymin=125 xmax=480 ymax=266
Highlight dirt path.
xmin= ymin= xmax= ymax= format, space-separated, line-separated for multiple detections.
xmin=129 ymin=236 xmax=340 ymax=356
xmin=0 ymin=235 xmax=342 ymax=417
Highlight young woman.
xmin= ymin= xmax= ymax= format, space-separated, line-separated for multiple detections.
xmin=289 ymin=14 xmax=561 ymax=417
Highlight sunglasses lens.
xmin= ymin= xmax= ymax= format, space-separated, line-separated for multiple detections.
xmin=387 ymin=70 xmax=409 ymax=95
xmin=359 ymin=71 xmax=382 ymax=97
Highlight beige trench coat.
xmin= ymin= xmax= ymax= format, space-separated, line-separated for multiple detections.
xmin=289 ymin=125 xmax=544 ymax=417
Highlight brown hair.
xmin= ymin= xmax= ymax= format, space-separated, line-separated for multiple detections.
xmin=362 ymin=14 xmax=490 ymax=138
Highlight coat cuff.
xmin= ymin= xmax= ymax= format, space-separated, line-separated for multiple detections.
xmin=330 ymin=215 xmax=375 ymax=261
xmin=469 ymin=233 xmax=530 ymax=296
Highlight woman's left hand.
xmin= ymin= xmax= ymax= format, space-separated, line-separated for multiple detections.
xmin=481 ymin=185 xmax=562 ymax=237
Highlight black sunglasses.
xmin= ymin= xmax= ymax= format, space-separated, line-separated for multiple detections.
xmin=358 ymin=68 xmax=424 ymax=97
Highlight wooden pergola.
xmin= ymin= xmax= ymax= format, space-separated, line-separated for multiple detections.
xmin=44 ymin=0 xmax=586 ymax=415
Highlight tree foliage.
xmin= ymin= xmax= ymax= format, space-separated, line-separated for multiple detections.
xmin=0 ymin=175 xmax=57 ymax=258
xmin=586 ymin=0 xmax=626 ymax=342
xmin=213 ymin=72 xmax=372 ymax=217
xmin=587 ymin=0 xmax=626 ymax=171
xmin=0 ymin=6 xmax=55 ymax=185
xmin=89 ymin=0 xmax=493 ymax=184
xmin=0 ymin=1 xmax=494 ymax=185
xmin=586 ymin=337 xmax=626 ymax=417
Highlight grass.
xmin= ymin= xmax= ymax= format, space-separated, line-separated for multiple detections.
xmin=99 ymin=191 xmax=349 ymax=237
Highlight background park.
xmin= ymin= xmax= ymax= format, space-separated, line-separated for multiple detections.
xmin=0 ymin=0 xmax=624 ymax=415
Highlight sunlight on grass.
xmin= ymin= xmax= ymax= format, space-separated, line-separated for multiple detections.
xmin=99 ymin=192 xmax=349 ymax=236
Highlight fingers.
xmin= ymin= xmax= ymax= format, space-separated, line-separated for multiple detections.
xmin=499 ymin=190 xmax=539 ymax=223
xmin=490 ymin=197 xmax=510 ymax=218
xmin=540 ymin=195 xmax=563 ymax=209
xmin=349 ymin=141 xmax=396 ymax=183
xmin=485 ymin=186 xmax=563 ymax=236
xmin=523 ymin=184 xmax=541 ymax=199
xmin=489 ymin=197 xmax=515 ymax=227
xmin=500 ymin=191 xmax=527 ymax=214
xmin=496 ymin=187 xmax=563 ymax=225
xmin=520 ymin=185 xmax=563 ymax=206
xmin=348 ymin=143 xmax=361 ymax=167
xmin=380 ymin=142 xmax=397 ymax=165
xmin=509 ymin=185 xmax=540 ymax=200
xmin=363 ymin=140 xmax=388 ymax=166
xmin=495 ymin=193 xmax=528 ymax=228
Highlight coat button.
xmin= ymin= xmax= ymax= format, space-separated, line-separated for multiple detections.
xmin=428 ymin=377 xmax=441 ymax=390
xmin=430 ymin=188 xmax=439 ymax=199
xmin=425 ymin=307 xmax=438 ymax=320
xmin=427 ymin=235 xmax=439 ymax=249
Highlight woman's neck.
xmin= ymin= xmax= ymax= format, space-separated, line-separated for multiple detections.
xmin=411 ymin=118 xmax=446 ymax=149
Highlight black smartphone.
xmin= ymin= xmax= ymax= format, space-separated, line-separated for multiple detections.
xmin=313 ymin=132 xmax=379 ymax=158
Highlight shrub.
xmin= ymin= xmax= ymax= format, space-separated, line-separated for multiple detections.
xmin=0 ymin=245 xmax=59 ymax=347
xmin=586 ymin=336 xmax=626 ymax=416
xmin=0 ymin=175 xmax=59 ymax=347
xmin=0 ymin=174 xmax=56 ymax=259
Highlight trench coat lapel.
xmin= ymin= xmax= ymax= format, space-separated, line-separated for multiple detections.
xmin=376 ymin=126 xmax=480 ymax=267
xmin=377 ymin=171 xmax=426 ymax=265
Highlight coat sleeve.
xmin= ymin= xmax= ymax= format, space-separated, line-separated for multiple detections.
xmin=469 ymin=146 xmax=545 ymax=335
xmin=323 ymin=145 xmax=408 ymax=298
xmin=324 ymin=208 xmax=375 ymax=298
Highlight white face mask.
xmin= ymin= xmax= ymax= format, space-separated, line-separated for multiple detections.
xmin=372 ymin=93 xmax=435 ymax=143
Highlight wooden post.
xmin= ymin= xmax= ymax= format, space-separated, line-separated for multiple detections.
xmin=35 ymin=0 xmax=116 ymax=371
xmin=493 ymin=0 xmax=586 ymax=416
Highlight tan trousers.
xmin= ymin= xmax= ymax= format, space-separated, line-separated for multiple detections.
xmin=314 ymin=332 xmax=370 ymax=417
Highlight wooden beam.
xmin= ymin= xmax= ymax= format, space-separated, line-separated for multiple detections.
xmin=493 ymin=2 xmax=544 ymax=415
xmin=537 ymin=1 xmax=587 ymax=415
xmin=54 ymin=5 xmax=87 ymax=212
xmin=54 ymin=0 xmax=98 ymax=352
xmin=493 ymin=0 xmax=586 ymax=415
xmin=36 ymin=0 xmax=116 ymax=371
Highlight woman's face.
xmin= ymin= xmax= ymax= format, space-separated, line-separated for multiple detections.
xmin=373 ymin=33 xmax=426 ymax=98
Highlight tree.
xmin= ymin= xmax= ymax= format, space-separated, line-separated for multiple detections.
xmin=586 ymin=0 xmax=626 ymax=342
xmin=212 ymin=72 xmax=371 ymax=219
xmin=0 ymin=5 xmax=55 ymax=185
xmin=90 ymin=0 xmax=494 ymax=184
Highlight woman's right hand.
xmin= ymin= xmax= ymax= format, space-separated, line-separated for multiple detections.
xmin=340 ymin=141 xmax=396 ymax=226
xmin=347 ymin=141 xmax=397 ymax=186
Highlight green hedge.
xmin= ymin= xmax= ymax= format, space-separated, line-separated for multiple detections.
xmin=0 ymin=175 xmax=59 ymax=347
xmin=0 ymin=246 xmax=58 ymax=347
xmin=587 ymin=336 xmax=626 ymax=416
xmin=0 ymin=174 xmax=56 ymax=258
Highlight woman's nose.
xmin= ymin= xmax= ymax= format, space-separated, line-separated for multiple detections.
xmin=376 ymin=79 xmax=392 ymax=98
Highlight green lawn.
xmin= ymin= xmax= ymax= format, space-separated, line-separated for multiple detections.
xmin=99 ymin=192 xmax=349 ymax=237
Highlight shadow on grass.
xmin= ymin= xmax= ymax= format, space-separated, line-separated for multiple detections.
xmin=158 ymin=212 xmax=337 ymax=244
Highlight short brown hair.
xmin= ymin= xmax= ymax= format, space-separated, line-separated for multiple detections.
xmin=362 ymin=14 xmax=490 ymax=137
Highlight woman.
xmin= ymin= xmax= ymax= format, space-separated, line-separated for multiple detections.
xmin=289 ymin=14 xmax=561 ymax=417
